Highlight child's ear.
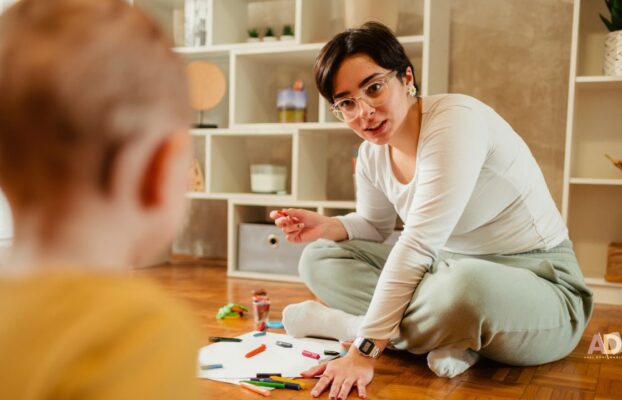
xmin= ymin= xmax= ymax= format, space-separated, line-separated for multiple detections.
xmin=139 ymin=130 xmax=189 ymax=208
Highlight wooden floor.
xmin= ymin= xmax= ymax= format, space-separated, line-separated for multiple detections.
xmin=135 ymin=263 xmax=622 ymax=400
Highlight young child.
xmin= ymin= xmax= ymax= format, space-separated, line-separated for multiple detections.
xmin=0 ymin=0 xmax=201 ymax=398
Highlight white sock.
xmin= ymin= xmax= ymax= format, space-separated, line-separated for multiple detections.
xmin=427 ymin=345 xmax=480 ymax=378
xmin=282 ymin=300 xmax=363 ymax=341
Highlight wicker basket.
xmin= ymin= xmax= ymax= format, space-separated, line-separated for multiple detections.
xmin=604 ymin=30 xmax=622 ymax=76
xmin=605 ymin=243 xmax=622 ymax=283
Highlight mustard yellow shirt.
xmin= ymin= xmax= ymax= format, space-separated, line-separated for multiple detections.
xmin=0 ymin=273 xmax=201 ymax=400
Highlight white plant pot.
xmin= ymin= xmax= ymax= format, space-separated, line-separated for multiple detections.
xmin=344 ymin=0 xmax=399 ymax=32
xmin=262 ymin=36 xmax=277 ymax=42
xmin=247 ymin=37 xmax=261 ymax=43
xmin=603 ymin=30 xmax=622 ymax=76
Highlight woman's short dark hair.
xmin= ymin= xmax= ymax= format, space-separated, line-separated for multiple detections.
xmin=314 ymin=21 xmax=418 ymax=103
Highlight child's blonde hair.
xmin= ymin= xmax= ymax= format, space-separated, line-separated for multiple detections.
xmin=0 ymin=0 xmax=190 ymax=211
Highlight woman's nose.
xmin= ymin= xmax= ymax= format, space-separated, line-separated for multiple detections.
xmin=358 ymin=99 xmax=376 ymax=119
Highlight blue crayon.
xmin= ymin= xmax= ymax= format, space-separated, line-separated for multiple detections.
xmin=253 ymin=331 xmax=267 ymax=337
xmin=266 ymin=321 xmax=284 ymax=329
xmin=200 ymin=363 xmax=223 ymax=370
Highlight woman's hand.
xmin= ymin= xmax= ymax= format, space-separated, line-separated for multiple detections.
xmin=300 ymin=350 xmax=375 ymax=399
xmin=269 ymin=208 xmax=348 ymax=243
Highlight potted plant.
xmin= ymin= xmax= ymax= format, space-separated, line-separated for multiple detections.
xmin=601 ymin=0 xmax=622 ymax=75
xmin=263 ymin=27 xmax=277 ymax=42
xmin=280 ymin=24 xmax=295 ymax=41
xmin=247 ymin=28 xmax=260 ymax=43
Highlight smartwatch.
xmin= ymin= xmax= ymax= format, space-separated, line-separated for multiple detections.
xmin=353 ymin=337 xmax=382 ymax=359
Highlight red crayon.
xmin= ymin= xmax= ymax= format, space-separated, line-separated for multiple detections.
xmin=246 ymin=344 xmax=267 ymax=358
xmin=302 ymin=349 xmax=320 ymax=359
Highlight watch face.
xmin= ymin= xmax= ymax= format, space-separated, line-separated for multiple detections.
xmin=359 ymin=339 xmax=375 ymax=354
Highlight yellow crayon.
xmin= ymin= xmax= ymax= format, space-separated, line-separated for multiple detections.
xmin=270 ymin=376 xmax=306 ymax=390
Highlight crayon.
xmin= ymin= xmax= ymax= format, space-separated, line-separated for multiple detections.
xmin=253 ymin=331 xmax=267 ymax=337
xmin=240 ymin=381 xmax=271 ymax=397
xmin=270 ymin=376 xmax=306 ymax=390
xmin=257 ymin=373 xmax=281 ymax=378
xmin=250 ymin=378 xmax=301 ymax=391
xmin=266 ymin=321 xmax=284 ymax=329
xmin=242 ymin=380 xmax=286 ymax=389
xmin=200 ymin=363 xmax=223 ymax=370
xmin=324 ymin=350 xmax=340 ymax=356
xmin=209 ymin=336 xmax=242 ymax=343
xmin=302 ymin=349 xmax=320 ymax=359
xmin=245 ymin=344 xmax=267 ymax=358
xmin=276 ymin=340 xmax=293 ymax=348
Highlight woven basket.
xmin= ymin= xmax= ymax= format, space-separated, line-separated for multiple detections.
xmin=604 ymin=30 xmax=622 ymax=76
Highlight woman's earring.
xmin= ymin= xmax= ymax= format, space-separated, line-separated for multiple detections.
xmin=408 ymin=85 xmax=417 ymax=97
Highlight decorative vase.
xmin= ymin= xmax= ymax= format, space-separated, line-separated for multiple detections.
xmin=603 ymin=30 xmax=622 ymax=76
xmin=344 ymin=0 xmax=399 ymax=32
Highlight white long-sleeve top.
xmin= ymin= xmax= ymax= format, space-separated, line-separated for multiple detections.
xmin=337 ymin=94 xmax=568 ymax=339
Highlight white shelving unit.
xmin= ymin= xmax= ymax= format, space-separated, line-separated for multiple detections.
xmin=563 ymin=0 xmax=622 ymax=304
xmin=134 ymin=0 xmax=450 ymax=281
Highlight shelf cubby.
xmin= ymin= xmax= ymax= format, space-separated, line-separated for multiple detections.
xmin=209 ymin=133 xmax=293 ymax=196
xmin=575 ymin=0 xmax=610 ymax=76
xmin=295 ymin=129 xmax=361 ymax=201
xmin=183 ymin=55 xmax=231 ymax=129
xmin=568 ymin=185 xmax=622 ymax=279
xmin=212 ymin=0 xmax=297 ymax=47
xmin=299 ymin=0 xmax=426 ymax=44
xmin=227 ymin=201 xmax=317 ymax=281
xmin=230 ymin=45 xmax=321 ymax=125
xmin=570 ymin=86 xmax=622 ymax=180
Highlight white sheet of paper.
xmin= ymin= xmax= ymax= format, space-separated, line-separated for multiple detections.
xmin=197 ymin=332 xmax=342 ymax=381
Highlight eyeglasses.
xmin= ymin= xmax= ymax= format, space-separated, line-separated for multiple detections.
xmin=330 ymin=71 xmax=398 ymax=122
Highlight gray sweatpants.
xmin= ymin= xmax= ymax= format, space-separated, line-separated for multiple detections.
xmin=298 ymin=239 xmax=593 ymax=366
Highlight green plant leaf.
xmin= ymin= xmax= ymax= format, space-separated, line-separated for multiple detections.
xmin=603 ymin=0 xmax=622 ymax=31
xmin=600 ymin=14 xmax=614 ymax=31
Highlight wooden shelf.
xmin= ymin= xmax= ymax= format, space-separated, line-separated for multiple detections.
xmin=576 ymin=76 xmax=622 ymax=90
xmin=570 ymin=178 xmax=622 ymax=186
xmin=563 ymin=0 xmax=622 ymax=304
xmin=136 ymin=0 xmax=450 ymax=279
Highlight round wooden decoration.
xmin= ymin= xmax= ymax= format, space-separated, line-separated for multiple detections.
xmin=186 ymin=61 xmax=226 ymax=111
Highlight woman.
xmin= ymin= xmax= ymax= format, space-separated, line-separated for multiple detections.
xmin=270 ymin=22 xmax=592 ymax=399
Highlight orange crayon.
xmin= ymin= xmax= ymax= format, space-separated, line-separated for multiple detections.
xmin=245 ymin=344 xmax=267 ymax=358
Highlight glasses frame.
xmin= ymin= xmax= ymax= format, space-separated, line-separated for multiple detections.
xmin=329 ymin=70 xmax=398 ymax=122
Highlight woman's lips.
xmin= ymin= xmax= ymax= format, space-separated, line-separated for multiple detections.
xmin=364 ymin=120 xmax=387 ymax=136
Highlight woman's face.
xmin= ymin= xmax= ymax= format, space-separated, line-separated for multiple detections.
xmin=332 ymin=54 xmax=412 ymax=145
